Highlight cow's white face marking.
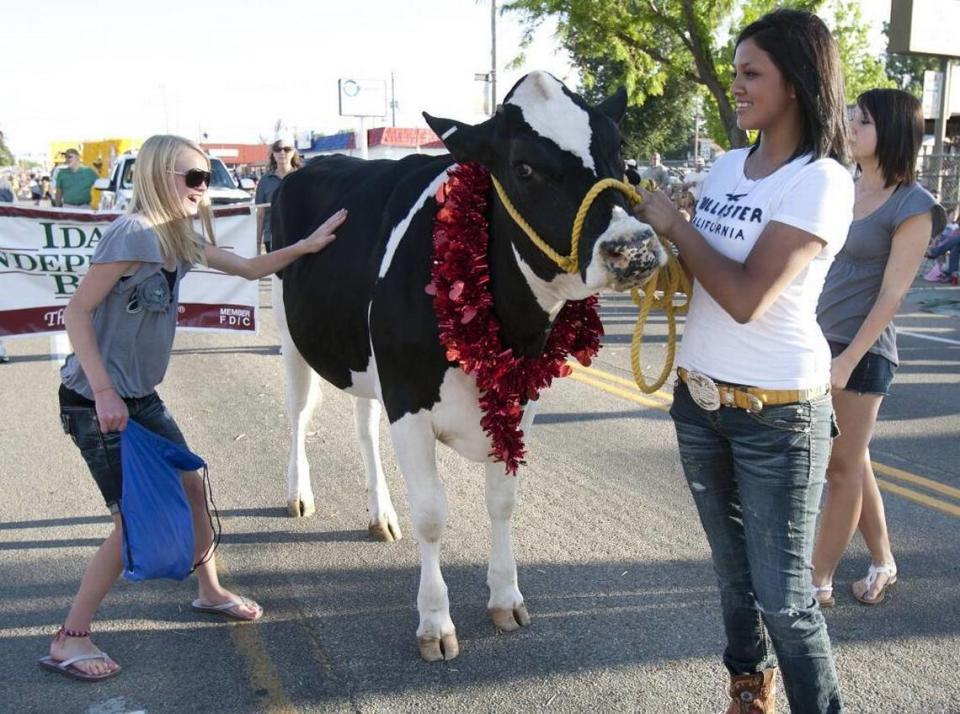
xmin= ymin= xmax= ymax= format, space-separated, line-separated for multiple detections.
xmin=506 ymin=72 xmax=595 ymax=173
xmin=379 ymin=168 xmax=451 ymax=279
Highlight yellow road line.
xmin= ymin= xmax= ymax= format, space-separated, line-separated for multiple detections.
xmin=872 ymin=462 xmax=960 ymax=500
xmin=877 ymin=480 xmax=960 ymax=518
xmin=569 ymin=362 xmax=673 ymax=404
xmin=567 ymin=372 xmax=668 ymax=412
xmin=568 ymin=361 xmax=960 ymax=518
xmin=216 ymin=560 xmax=298 ymax=714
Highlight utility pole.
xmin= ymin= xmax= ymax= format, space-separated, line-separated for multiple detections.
xmin=390 ymin=71 xmax=397 ymax=127
xmin=693 ymin=107 xmax=700 ymax=163
xmin=933 ymin=58 xmax=952 ymax=199
xmin=490 ymin=0 xmax=497 ymax=115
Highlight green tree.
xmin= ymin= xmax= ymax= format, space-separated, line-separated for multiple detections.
xmin=0 ymin=132 xmax=14 ymax=167
xmin=578 ymin=56 xmax=696 ymax=159
xmin=830 ymin=1 xmax=894 ymax=101
xmin=505 ymin=0 xmax=892 ymax=151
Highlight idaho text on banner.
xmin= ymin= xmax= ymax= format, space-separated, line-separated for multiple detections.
xmin=0 ymin=205 xmax=259 ymax=339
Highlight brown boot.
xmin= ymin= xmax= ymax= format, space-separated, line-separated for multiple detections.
xmin=725 ymin=668 xmax=777 ymax=714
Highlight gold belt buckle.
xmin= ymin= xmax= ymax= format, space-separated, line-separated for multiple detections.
xmin=686 ymin=371 xmax=721 ymax=411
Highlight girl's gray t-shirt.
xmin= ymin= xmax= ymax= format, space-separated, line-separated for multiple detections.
xmin=60 ymin=214 xmax=194 ymax=399
xmin=817 ymin=182 xmax=944 ymax=366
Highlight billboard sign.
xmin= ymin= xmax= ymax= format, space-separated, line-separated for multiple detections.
xmin=338 ymin=78 xmax=387 ymax=118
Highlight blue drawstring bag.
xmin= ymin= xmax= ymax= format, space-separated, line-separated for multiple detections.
xmin=119 ymin=419 xmax=217 ymax=582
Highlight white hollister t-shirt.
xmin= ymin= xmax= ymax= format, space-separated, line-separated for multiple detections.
xmin=677 ymin=147 xmax=854 ymax=390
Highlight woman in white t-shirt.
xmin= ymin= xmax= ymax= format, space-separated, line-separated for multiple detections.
xmin=634 ymin=10 xmax=852 ymax=713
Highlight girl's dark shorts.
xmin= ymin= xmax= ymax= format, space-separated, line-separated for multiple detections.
xmin=59 ymin=386 xmax=189 ymax=513
xmin=828 ymin=341 xmax=897 ymax=396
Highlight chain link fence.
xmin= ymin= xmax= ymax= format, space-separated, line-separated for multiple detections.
xmin=918 ymin=153 xmax=960 ymax=211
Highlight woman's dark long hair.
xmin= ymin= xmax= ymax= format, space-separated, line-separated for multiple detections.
xmin=737 ymin=9 xmax=849 ymax=164
xmin=267 ymin=139 xmax=303 ymax=174
xmin=856 ymin=88 xmax=924 ymax=187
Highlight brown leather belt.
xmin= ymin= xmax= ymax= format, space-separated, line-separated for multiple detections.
xmin=677 ymin=367 xmax=830 ymax=412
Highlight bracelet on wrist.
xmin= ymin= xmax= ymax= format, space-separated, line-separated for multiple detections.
xmin=93 ymin=386 xmax=114 ymax=395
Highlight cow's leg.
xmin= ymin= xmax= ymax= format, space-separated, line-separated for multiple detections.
xmin=486 ymin=400 xmax=536 ymax=632
xmin=390 ymin=413 xmax=458 ymax=662
xmin=273 ymin=275 xmax=320 ymax=518
xmin=354 ymin=397 xmax=402 ymax=542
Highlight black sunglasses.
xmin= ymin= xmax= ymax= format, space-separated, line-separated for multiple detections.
xmin=170 ymin=169 xmax=211 ymax=189
xmin=274 ymin=146 xmax=294 ymax=153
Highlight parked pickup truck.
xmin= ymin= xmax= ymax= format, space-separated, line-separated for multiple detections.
xmin=94 ymin=151 xmax=254 ymax=211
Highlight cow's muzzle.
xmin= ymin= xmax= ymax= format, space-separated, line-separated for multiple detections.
xmin=599 ymin=229 xmax=669 ymax=291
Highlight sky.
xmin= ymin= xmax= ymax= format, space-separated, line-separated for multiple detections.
xmin=1 ymin=0 xmax=892 ymax=161
xmin=0 ymin=0 xmax=575 ymax=160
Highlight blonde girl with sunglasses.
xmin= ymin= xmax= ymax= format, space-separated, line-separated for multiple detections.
xmin=42 ymin=134 xmax=345 ymax=681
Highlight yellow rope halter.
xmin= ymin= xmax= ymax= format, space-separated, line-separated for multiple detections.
xmin=489 ymin=174 xmax=690 ymax=393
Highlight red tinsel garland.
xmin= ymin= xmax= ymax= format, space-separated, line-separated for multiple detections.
xmin=426 ymin=162 xmax=603 ymax=474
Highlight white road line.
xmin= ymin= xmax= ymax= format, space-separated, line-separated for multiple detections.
xmin=899 ymin=330 xmax=960 ymax=346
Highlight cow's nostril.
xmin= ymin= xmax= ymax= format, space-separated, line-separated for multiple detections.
xmin=602 ymin=243 xmax=631 ymax=269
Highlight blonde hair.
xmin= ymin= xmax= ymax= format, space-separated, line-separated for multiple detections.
xmin=129 ymin=134 xmax=215 ymax=265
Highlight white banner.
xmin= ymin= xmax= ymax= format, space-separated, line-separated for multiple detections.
xmin=0 ymin=205 xmax=260 ymax=339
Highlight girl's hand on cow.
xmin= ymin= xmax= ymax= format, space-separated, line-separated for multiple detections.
xmin=632 ymin=187 xmax=684 ymax=239
xmin=300 ymin=209 xmax=347 ymax=254
xmin=95 ymin=387 xmax=129 ymax=433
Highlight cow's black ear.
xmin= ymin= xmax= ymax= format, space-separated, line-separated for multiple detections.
xmin=423 ymin=112 xmax=494 ymax=164
xmin=597 ymin=87 xmax=628 ymax=124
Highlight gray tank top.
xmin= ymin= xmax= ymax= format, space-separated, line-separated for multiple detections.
xmin=60 ymin=214 xmax=194 ymax=398
xmin=817 ymin=182 xmax=944 ymax=366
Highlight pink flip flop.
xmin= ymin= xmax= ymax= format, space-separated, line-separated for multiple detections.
xmin=191 ymin=597 xmax=263 ymax=621
xmin=38 ymin=653 xmax=121 ymax=681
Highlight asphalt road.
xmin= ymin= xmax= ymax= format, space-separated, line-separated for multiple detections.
xmin=1 ymin=278 xmax=958 ymax=713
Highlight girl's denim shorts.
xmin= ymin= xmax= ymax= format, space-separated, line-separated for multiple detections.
xmin=59 ymin=387 xmax=188 ymax=513
xmin=828 ymin=341 xmax=897 ymax=396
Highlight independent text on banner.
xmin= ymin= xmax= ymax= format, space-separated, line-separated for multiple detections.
xmin=0 ymin=205 xmax=260 ymax=339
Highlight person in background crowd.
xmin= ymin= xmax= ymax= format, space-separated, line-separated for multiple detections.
xmin=41 ymin=134 xmax=346 ymax=682
xmin=255 ymin=136 xmax=302 ymax=252
xmin=673 ymin=189 xmax=696 ymax=222
xmin=812 ymin=89 xmax=945 ymax=611
xmin=924 ymin=216 xmax=960 ymax=282
xmin=634 ymin=9 xmax=851 ymax=712
xmin=641 ymin=152 xmax=670 ymax=189
xmin=30 ymin=173 xmax=43 ymax=203
xmin=54 ymin=149 xmax=98 ymax=208
xmin=0 ymin=175 xmax=14 ymax=203
xmin=684 ymin=158 xmax=709 ymax=200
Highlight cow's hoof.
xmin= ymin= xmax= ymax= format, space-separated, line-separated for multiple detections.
xmin=287 ymin=498 xmax=316 ymax=518
xmin=368 ymin=518 xmax=402 ymax=542
xmin=418 ymin=633 xmax=460 ymax=662
xmin=490 ymin=603 xmax=531 ymax=632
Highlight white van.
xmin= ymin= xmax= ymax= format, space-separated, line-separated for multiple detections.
xmin=95 ymin=151 xmax=254 ymax=211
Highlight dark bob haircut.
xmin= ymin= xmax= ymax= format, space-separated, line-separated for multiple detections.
xmin=856 ymin=88 xmax=924 ymax=188
xmin=737 ymin=9 xmax=849 ymax=165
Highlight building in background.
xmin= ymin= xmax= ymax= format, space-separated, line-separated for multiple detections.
xmin=301 ymin=127 xmax=445 ymax=160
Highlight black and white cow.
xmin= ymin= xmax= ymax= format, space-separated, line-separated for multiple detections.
xmin=270 ymin=72 xmax=667 ymax=661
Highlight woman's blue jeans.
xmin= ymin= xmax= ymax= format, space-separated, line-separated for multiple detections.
xmin=670 ymin=381 xmax=843 ymax=713
xmin=929 ymin=232 xmax=960 ymax=275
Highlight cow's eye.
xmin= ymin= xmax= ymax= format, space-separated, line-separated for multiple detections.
xmin=514 ymin=162 xmax=534 ymax=180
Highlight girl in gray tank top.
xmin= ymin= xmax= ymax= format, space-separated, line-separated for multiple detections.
xmin=812 ymin=90 xmax=945 ymax=611
xmin=44 ymin=134 xmax=347 ymax=682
